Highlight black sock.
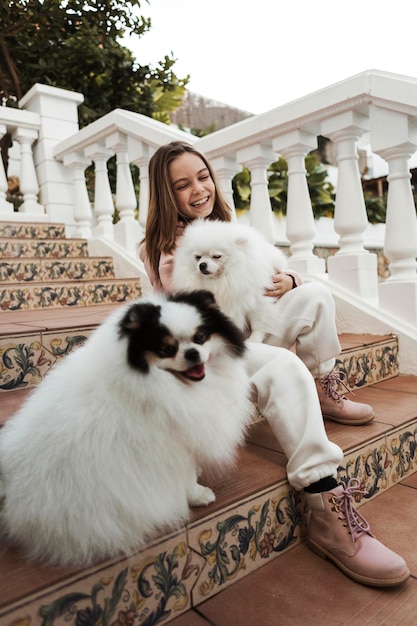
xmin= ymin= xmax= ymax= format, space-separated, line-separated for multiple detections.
xmin=304 ymin=476 xmax=338 ymax=493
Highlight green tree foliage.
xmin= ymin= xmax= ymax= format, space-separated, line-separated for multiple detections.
xmin=0 ymin=0 xmax=189 ymax=126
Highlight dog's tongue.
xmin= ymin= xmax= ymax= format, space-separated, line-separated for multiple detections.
xmin=185 ymin=363 xmax=205 ymax=380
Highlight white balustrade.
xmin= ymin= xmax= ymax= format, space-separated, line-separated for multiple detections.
xmin=106 ymin=131 xmax=141 ymax=254
xmin=370 ymin=106 xmax=417 ymax=325
xmin=63 ymin=152 xmax=92 ymax=239
xmin=127 ymin=136 xmax=153 ymax=231
xmin=13 ymin=127 xmax=43 ymax=215
xmin=322 ymin=112 xmax=379 ymax=301
xmin=84 ymin=143 xmax=115 ymax=239
xmin=210 ymin=154 xmax=241 ymax=218
xmin=237 ymin=145 xmax=276 ymax=242
xmin=275 ymin=130 xmax=325 ymax=274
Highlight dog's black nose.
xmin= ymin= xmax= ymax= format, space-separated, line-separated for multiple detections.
xmin=184 ymin=348 xmax=200 ymax=362
xmin=199 ymin=262 xmax=209 ymax=274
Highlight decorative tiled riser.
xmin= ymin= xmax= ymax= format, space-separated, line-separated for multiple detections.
xmin=0 ymin=279 xmax=141 ymax=311
xmin=0 ymin=329 xmax=93 ymax=392
xmin=335 ymin=336 xmax=399 ymax=390
xmin=0 ymin=331 xmax=395 ymax=394
xmin=0 ymin=223 xmax=66 ymax=239
xmin=2 ymin=421 xmax=416 ymax=626
xmin=0 ymin=239 xmax=88 ymax=259
xmin=0 ymin=258 xmax=115 ymax=283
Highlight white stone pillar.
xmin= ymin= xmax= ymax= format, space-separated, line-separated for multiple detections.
xmin=274 ymin=131 xmax=325 ymax=275
xmin=84 ymin=143 xmax=115 ymax=240
xmin=19 ymin=83 xmax=84 ymax=225
xmin=63 ymin=152 xmax=92 ymax=239
xmin=237 ymin=145 xmax=276 ymax=242
xmin=106 ymin=131 xmax=141 ymax=254
xmin=13 ymin=127 xmax=44 ymax=215
xmin=322 ymin=112 xmax=378 ymax=301
xmin=370 ymin=105 xmax=417 ymax=326
xmin=127 ymin=136 xmax=153 ymax=232
xmin=210 ymin=154 xmax=241 ymax=219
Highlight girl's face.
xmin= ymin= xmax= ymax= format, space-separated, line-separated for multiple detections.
xmin=169 ymin=152 xmax=216 ymax=220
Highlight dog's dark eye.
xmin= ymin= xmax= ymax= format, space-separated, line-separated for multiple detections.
xmin=193 ymin=331 xmax=207 ymax=345
xmin=159 ymin=344 xmax=177 ymax=358
xmin=194 ymin=255 xmax=202 ymax=261
xmin=212 ymin=254 xmax=222 ymax=259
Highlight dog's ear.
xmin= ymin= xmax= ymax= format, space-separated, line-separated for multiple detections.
xmin=119 ymin=302 xmax=161 ymax=334
xmin=118 ymin=302 xmax=162 ymax=373
xmin=171 ymin=289 xmax=219 ymax=310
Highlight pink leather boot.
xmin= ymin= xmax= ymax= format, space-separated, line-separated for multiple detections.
xmin=306 ymin=478 xmax=409 ymax=587
xmin=316 ymin=372 xmax=375 ymax=425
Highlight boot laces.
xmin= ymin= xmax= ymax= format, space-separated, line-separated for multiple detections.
xmin=320 ymin=371 xmax=354 ymax=402
xmin=331 ymin=478 xmax=371 ymax=541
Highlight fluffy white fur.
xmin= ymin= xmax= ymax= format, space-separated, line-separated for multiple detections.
xmin=173 ymin=220 xmax=288 ymax=341
xmin=0 ymin=292 xmax=252 ymax=566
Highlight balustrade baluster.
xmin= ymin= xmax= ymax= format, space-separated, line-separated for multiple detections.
xmin=85 ymin=143 xmax=114 ymax=239
xmin=370 ymin=106 xmax=417 ymax=325
xmin=275 ymin=131 xmax=325 ymax=275
xmin=13 ymin=127 xmax=43 ymax=215
xmin=63 ymin=152 xmax=92 ymax=238
xmin=237 ymin=146 xmax=276 ymax=243
xmin=106 ymin=132 xmax=140 ymax=254
xmin=322 ymin=113 xmax=378 ymax=301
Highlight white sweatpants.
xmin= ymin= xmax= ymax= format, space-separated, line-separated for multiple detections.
xmin=262 ymin=282 xmax=341 ymax=378
xmin=246 ymin=342 xmax=343 ymax=491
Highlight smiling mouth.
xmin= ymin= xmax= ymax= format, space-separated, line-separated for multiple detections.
xmin=168 ymin=363 xmax=206 ymax=382
xmin=191 ymin=196 xmax=209 ymax=208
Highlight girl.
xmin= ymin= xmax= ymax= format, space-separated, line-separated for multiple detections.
xmin=139 ymin=140 xmax=409 ymax=587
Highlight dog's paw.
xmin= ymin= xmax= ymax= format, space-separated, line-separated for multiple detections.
xmin=187 ymin=483 xmax=216 ymax=507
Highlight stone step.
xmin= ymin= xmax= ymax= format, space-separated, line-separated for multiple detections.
xmin=0 ymin=257 xmax=115 ymax=283
xmin=0 ymin=221 xmax=66 ymax=239
xmin=0 ymin=237 xmax=88 ymax=259
xmin=0 ymin=373 xmax=416 ymax=625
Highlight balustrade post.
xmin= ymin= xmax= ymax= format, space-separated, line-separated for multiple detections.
xmin=84 ymin=143 xmax=115 ymax=240
xmin=210 ymin=155 xmax=241 ymax=219
xmin=370 ymin=106 xmax=417 ymax=326
xmin=13 ymin=127 xmax=44 ymax=215
xmin=63 ymin=152 xmax=93 ymax=239
xmin=106 ymin=132 xmax=140 ymax=254
xmin=322 ymin=112 xmax=378 ymax=301
xmin=275 ymin=131 xmax=325 ymax=275
xmin=127 ymin=136 xmax=153 ymax=232
xmin=0 ymin=124 xmax=14 ymax=215
xmin=237 ymin=145 xmax=276 ymax=242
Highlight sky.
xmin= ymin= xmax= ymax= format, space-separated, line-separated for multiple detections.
xmin=125 ymin=0 xmax=417 ymax=115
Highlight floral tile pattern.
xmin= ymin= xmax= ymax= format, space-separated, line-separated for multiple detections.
xmin=0 ymin=330 xmax=94 ymax=391
xmin=0 ymin=223 xmax=65 ymax=239
xmin=0 ymin=238 xmax=88 ymax=259
xmin=338 ymin=424 xmax=417 ymax=504
xmin=0 ymin=279 xmax=141 ymax=311
xmin=335 ymin=336 xmax=398 ymax=390
xmin=0 ymin=258 xmax=115 ymax=283
xmin=0 ymin=529 xmax=206 ymax=626
xmin=188 ymin=483 xmax=308 ymax=606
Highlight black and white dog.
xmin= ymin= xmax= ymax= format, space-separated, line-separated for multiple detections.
xmin=0 ymin=290 xmax=252 ymax=565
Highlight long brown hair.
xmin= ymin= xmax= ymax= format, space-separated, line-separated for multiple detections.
xmin=144 ymin=141 xmax=233 ymax=282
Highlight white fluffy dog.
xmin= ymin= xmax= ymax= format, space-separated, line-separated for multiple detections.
xmin=172 ymin=220 xmax=288 ymax=342
xmin=0 ymin=290 xmax=252 ymax=566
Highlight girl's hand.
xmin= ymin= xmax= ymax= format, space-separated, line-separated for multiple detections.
xmin=264 ymin=270 xmax=293 ymax=298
